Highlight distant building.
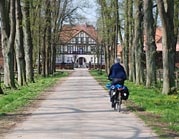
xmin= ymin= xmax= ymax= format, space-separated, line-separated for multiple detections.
xmin=117 ymin=27 xmax=179 ymax=68
xmin=57 ymin=24 xmax=105 ymax=69
xmin=152 ymin=28 xmax=179 ymax=68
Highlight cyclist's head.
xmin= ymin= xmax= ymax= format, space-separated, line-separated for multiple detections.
xmin=115 ymin=57 xmax=120 ymax=63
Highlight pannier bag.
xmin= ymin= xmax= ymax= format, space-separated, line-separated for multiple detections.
xmin=121 ymin=86 xmax=129 ymax=100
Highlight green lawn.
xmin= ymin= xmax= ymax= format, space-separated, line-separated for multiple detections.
xmin=0 ymin=71 xmax=69 ymax=114
xmin=89 ymin=69 xmax=179 ymax=137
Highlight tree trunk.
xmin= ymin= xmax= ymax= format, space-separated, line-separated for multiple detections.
xmin=45 ymin=0 xmax=51 ymax=76
xmin=134 ymin=0 xmax=144 ymax=85
xmin=144 ymin=0 xmax=157 ymax=87
xmin=98 ymin=0 xmax=118 ymax=73
xmin=51 ymin=44 xmax=56 ymax=73
xmin=37 ymin=1 xmax=42 ymax=75
xmin=42 ymin=27 xmax=47 ymax=77
xmin=157 ymin=0 xmax=176 ymax=94
xmin=113 ymin=0 xmax=119 ymax=59
xmin=15 ymin=0 xmax=26 ymax=86
xmin=123 ymin=0 xmax=129 ymax=75
xmin=41 ymin=0 xmax=51 ymax=77
xmin=0 ymin=0 xmax=16 ymax=88
xmin=128 ymin=0 xmax=135 ymax=82
xmin=51 ymin=0 xmax=59 ymax=73
xmin=22 ymin=0 xmax=34 ymax=83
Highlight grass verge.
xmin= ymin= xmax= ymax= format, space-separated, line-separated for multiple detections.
xmin=89 ymin=69 xmax=179 ymax=138
xmin=0 ymin=71 xmax=69 ymax=114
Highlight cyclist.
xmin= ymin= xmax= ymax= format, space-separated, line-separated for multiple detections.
xmin=108 ymin=57 xmax=127 ymax=107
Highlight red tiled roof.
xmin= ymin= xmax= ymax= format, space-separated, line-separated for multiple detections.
xmin=144 ymin=27 xmax=162 ymax=43
xmin=117 ymin=44 xmax=122 ymax=56
xmin=59 ymin=24 xmax=100 ymax=44
xmin=156 ymin=43 xmax=179 ymax=51
xmin=119 ymin=27 xmax=179 ymax=53
xmin=155 ymin=27 xmax=162 ymax=43
xmin=143 ymin=27 xmax=179 ymax=51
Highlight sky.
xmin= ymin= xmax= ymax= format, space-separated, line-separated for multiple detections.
xmin=83 ymin=0 xmax=98 ymax=25
xmin=75 ymin=0 xmax=98 ymax=26
xmin=0 ymin=0 xmax=99 ymax=28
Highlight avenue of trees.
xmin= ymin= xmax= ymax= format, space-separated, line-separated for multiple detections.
xmin=0 ymin=0 xmax=86 ymax=94
xmin=0 ymin=0 xmax=179 ymax=95
xmin=97 ymin=0 xmax=179 ymax=95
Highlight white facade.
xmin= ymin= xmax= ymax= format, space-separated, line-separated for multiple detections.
xmin=57 ymin=29 xmax=105 ymax=68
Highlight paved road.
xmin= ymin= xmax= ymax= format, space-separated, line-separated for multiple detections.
xmin=3 ymin=69 xmax=158 ymax=139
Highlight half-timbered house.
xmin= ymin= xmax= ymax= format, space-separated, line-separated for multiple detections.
xmin=57 ymin=24 xmax=104 ymax=69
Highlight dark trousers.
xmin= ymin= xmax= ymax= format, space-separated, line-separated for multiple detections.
xmin=112 ymin=78 xmax=124 ymax=85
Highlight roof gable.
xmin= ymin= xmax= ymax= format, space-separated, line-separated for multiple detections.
xmin=59 ymin=24 xmax=100 ymax=44
xmin=68 ymin=30 xmax=97 ymax=44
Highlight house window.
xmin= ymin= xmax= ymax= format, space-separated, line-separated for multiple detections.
xmin=56 ymin=47 xmax=60 ymax=54
xmin=64 ymin=45 xmax=67 ymax=52
xmin=102 ymin=57 xmax=104 ymax=63
xmin=67 ymin=57 xmax=71 ymax=63
xmin=89 ymin=38 xmax=96 ymax=44
xmin=86 ymin=37 xmax=89 ymax=44
xmin=72 ymin=38 xmax=75 ymax=43
xmin=56 ymin=55 xmax=62 ymax=63
xmin=91 ymin=46 xmax=95 ymax=52
xmin=60 ymin=45 xmax=64 ymax=53
xmin=67 ymin=45 xmax=73 ymax=53
xmin=78 ymin=37 xmax=81 ymax=44
xmin=75 ymin=37 xmax=78 ymax=44
xmin=81 ymin=37 xmax=84 ymax=44
xmin=79 ymin=48 xmax=83 ymax=54
xmin=80 ymin=32 xmax=84 ymax=37
xmin=89 ymin=38 xmax=92 ymax=44
xmin=91 ymin=57 xmax=93 ymax=63
xmin=67 ymin=46 xmax=70 ymax=53
xmin=84 ymin=46 xmax=87 ymax=52
xmin=78 ymin=47 xmax=83 ymax=54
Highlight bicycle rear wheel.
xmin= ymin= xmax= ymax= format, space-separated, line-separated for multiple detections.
xmin=114 ymin=96 xmax=122 ymax=112
xmin=117 ymin=103 xmax=121 ymax=112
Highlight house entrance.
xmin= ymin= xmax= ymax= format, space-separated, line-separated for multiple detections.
xmin=76 ymin=57 xmax=87 ymax=68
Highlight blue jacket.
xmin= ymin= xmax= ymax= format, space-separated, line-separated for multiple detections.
xmin=108 ymin=63 xmax=127 ymax=80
